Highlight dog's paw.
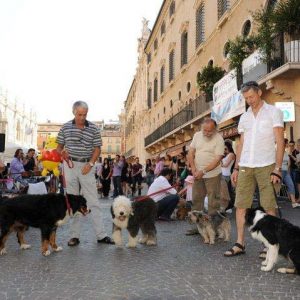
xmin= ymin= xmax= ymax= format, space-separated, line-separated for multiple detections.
xmin=261 ymin=266 xmax=272 ymax=272
xmin=138 ymin=237 xmax=147 ymax=244
xmin=261 ymin=260 xmax=267 ymax=266
xmin=54 ymin=246 xmax=63 ymax=252
xmin=203 ymin=240 xmax=210 ymax=244
xmin=146 ymin=240 xmax=156 ymax=246
xmin=126 ymin=242 xmax=137 ymax=248
xmin=0 ymin=248 xmax=7 ymax=255
xmin=209 ymin=241 xmax=215 ymax=245
xmin=20 ymin=244 xmax=31 ymax=250
xmin=42 ymin=250 xmax=51 ymax=256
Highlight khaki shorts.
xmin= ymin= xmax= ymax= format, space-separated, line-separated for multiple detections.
xmin=235 ymin=164 xmax=276 ymax=210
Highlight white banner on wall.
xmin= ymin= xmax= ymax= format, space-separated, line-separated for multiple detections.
xmin=275 ymin=102 xmax=295 ymax=122
xmin=242 ymin=50 xmax=263 ymax=75
xmin=211 ymin=69 xmax=245 ymax=124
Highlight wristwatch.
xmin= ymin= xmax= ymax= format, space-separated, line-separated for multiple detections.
xmin=89 ymin=161 xmax=94 ymax=167
xmin=275 ymin=166 xmax=282 ymax=172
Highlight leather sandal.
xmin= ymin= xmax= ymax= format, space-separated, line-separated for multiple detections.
xmin=224 ymin=242 xmax=245 ymax=257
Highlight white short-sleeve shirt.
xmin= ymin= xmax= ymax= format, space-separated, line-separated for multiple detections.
xmin=238 ymin=101 xmax=283 ymax=168
xmin=147 ymin=176 xmax=177 ymax=202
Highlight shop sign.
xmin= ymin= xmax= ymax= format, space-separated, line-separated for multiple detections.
xmin=275 ymin=102 xmax=295 ymax=122
xmin=211 ymin=70 xmax=245 ymax=124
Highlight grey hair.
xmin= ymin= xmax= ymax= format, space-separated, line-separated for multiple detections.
xmin=72 ymin=101 xmax=89 ymax=114
xmin=241 ymin=85 xmax=260 ymax=94
xmin=202 ymin=117 xmax=217 ymax=128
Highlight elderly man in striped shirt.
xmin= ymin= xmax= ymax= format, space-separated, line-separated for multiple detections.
xmin=56 ymin=101 xmax=114 ymax=246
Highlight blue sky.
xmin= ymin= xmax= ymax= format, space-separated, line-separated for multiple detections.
xmin=0 ymin=0 xmax=162 ymax=123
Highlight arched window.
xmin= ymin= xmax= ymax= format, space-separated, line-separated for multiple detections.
xmin=160 ymin=65 xmax=165 ymax=93
xmin=218 ymin=0 xmax=229 ymax=19
xmin=208 ymin=59 xmax=214 ymax=67
xmin=186 ymin=82 xmax=191 ymax=93
xmin=181 ymin=31 xmax=188 ymax=67
xmin=242 ymin=20 xmax=251 ymax=37
xmin=153 ymin=78 xmax=158 ymax=102
xmin=147 ymin=87 xmax=152 ymax=109
xmin=161 ymin=21 xmax=166 ymax=36
xmin=223 ymin=41 xmax=230 ymax=59
xmin=169 ymin=1 xmax=175 ymax=18
xmin=196 ymin=4 xmax=205 ymax=47
xmin=154 ymin=39 xmax=158 ymax=51
xmin=267 ymin=0 xmax=277 ymax=9
xmin=169 ymin=49 xmax=175 ymax=82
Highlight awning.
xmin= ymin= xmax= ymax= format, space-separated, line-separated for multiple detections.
xmin=167 ymin=140 xmax=192 ymax=157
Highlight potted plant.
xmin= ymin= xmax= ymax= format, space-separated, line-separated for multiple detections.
xmin=252 ymin=5 xmax=275 ymax=65
xmin=272 ymin=0 xmax=300 ymax=62
xmin=196 ymin=65 xmax=225 ymax=102
xmin=252 ymin=0 xmax=300 ymax=65
xmin=227 ymin=35 xmax=257 ymax=86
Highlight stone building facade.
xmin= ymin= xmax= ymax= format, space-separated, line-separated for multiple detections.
xmin=0 ymin=90 xmax=37 ymax=162
xmin=124 ymin=0 xmax=300 ymax=159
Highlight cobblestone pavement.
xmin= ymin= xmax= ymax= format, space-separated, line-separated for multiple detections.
xmin=0 ymin=194 xmax=300 ymax=300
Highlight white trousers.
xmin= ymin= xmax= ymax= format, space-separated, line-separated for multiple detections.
xmin=63 ymin=161 xmax=107 ymax=240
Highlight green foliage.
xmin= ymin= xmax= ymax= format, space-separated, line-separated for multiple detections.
xmin=252 ymin=5 xmax=276 ymax=62
xmin=196 ymin=65 xmax=225 ymax=102
xmin=227 ymin=36 xmax=257 ymax=70
xmin=252 ymin=0 xmax=300 ymax=62
xmin=272 ymin=0 xmax=300 ymax=35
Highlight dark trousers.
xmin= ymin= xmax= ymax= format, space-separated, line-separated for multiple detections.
xmin=157 ymin=194 xmax=180 ymax=218
xmin=101 ymin=178 xmax=111 ymax=197
xmin=132 ymin=174 xmax=143 ymax=196
xmin=291 ymin=169 xmax=299 ymax=199
xmin=113 ymin=176 xmax=123 ymax=197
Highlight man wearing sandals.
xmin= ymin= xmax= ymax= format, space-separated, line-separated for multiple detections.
xmin=224 ymin=81 xmax=284 ymax=257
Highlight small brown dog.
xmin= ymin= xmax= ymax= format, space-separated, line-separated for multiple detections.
xmin=188 ymin=210 xmax=231 ymax=244
xmin=176 ymin=206 xmax=190 ymax=220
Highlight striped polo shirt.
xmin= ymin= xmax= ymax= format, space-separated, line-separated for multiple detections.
xmin=56 ymin=119 xmax=102 ymax=159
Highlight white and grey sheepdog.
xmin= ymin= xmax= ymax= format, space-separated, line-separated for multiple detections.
xmin=111 ymin=196 xmax=157 ymax=247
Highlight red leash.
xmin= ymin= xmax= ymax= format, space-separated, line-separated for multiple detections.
xmin=62 ymin=158 xmax=74 ymax=214
xmin=133 ymin=183 xmax=180 ymax=202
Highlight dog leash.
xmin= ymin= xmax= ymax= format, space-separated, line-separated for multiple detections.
xmin=133 ymin=183 xmax=180 ymax=202
xmin=61 ymin=160 xmax=72 ymax=214
xmin=270 ymin=172 xmax=282 ymax=219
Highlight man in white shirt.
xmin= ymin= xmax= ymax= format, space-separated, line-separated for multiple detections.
xmin=147 ymin=168 xmax=182 ymax=221
xmin=224 ymin=81 xmax=284 ymax=257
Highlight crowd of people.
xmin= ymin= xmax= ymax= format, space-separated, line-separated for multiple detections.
xmin=1 ymin=83 xmax=300 ymax=255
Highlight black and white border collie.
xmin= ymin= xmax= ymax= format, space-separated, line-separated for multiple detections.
xmin=245 ymin=207 xmax=300 ymax=275
xmin=0 ymin=193 xmax=89 ymax=256
xmin=111 ymin=196 xmax=157 ymax=247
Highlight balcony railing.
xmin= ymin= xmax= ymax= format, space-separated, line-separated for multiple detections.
xmin=268 ymin=32 xmax=300 ymax=72
xmin=145 ymin=96 xmax=209 ymax=147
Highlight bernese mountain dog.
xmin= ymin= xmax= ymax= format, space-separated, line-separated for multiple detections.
xmin=245 ymin=206 xmax=300 ymax=275
xmin=0 ymin=193 xmax=89 ymax=256
xmin=111 ymin=196 xmax=157 ymax=247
